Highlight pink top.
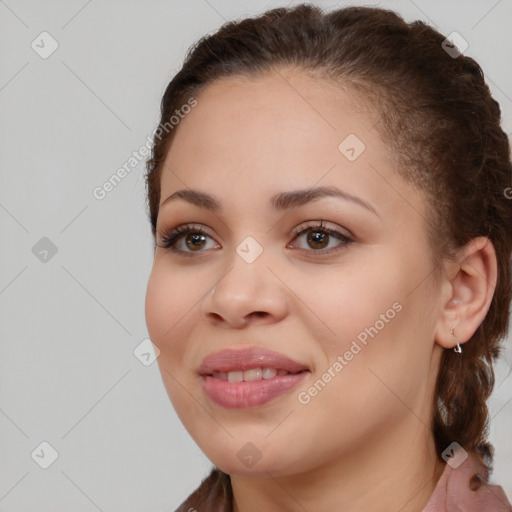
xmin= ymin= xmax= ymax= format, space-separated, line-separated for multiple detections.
xmin=175 ymin=452 xmax=512 ymax=511
xmin=422 ymin=452 xmax=511 ymax=511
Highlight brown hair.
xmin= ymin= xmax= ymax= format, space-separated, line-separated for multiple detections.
xmin=145 ymin=3 xmax=512 ymax=505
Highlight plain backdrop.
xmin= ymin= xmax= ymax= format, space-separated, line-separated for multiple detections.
xmin=1 ymin=0 xmax=511 ymax=510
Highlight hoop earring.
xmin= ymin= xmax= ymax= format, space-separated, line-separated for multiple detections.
xmin=450 ymin=326 xmax=462 ymax=353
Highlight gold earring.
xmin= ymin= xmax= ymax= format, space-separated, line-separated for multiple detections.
xmin=451 ymin=326 xmax=462 ymax=353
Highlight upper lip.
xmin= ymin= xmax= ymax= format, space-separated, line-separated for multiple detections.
xmin=198 ymin=346 xmax=310 ymax=375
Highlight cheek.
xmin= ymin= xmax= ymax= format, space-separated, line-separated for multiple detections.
xmin=144 ymin=264 xmax=195 ymax=386
xmin=297 ymin=258 xmax=405 ymax=354
xmin=145 ymin=267 xmax=174 ymax=342
xmin=300 ymin=251 xmax=432 ymax=396
xmin=145 ymin=265 xmax=201 ymax=409
xmin=314 ymin=261 xmax=436 ymax=406
xmin=145 ymin=261 xmax=221 ymax=388
xmin=145 ymin=262 xmax=204 ymax=342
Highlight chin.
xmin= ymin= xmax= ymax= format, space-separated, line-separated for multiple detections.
xmin=202 ymin=439 xmax=301 ymax=477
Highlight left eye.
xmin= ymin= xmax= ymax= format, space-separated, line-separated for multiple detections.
xmin=288 ymin=222 xmax=353 ymax=254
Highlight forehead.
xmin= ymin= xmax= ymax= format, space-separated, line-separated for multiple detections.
xmin=159 ymin=68 xmax=426 ymax=226
xmin=164 ymin=69 xmax=380 ymax=175
xmin=176 ymin=68 xmax=380 ymax=148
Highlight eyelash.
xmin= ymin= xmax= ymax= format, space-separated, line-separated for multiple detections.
xmin=157 ymin=220 xmax=354 ymax=257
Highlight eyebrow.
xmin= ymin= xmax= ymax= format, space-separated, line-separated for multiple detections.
xmin=160 ymin=185 xmax=379 ymax=217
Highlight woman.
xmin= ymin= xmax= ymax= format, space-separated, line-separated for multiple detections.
xmin=144 ymin=4 xmax=512 ymax=511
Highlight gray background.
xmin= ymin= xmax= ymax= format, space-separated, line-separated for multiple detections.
xmin=0 ymin=0 xmax=511 ymax=510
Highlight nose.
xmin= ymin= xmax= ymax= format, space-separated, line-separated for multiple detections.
xmin=200 ymin=249 xmax=289 ymax=329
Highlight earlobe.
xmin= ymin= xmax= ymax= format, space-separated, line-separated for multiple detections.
xmin=449 ymin=325 xmax=463 ymax=353
xmin=434 ymin=237 xmax=497 ymax=350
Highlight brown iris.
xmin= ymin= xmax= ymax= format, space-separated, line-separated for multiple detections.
xmin=185 ymin=232 xmax=207 ymax=251
xmin=307 ymin=230 xmax=329 ymax=250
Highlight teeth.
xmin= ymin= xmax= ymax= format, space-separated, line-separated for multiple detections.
xmin=213 ymin=367 xmax=290 ymax=382
xmin=262 ymin=367 xmax=277 ymax=379
xmin=243 ymin=368 xmax=262 ymax=381
xmin=227 ymin=371 xmax=244 ymax=382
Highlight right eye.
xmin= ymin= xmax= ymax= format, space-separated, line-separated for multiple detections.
xmin=157 ymin=224 xmax=221 ymax=256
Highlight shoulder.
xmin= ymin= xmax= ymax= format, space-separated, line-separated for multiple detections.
xmin=424 ymin=450 xmax=512 ymax=511
xmin=173 ymin=467 xmax=232 ymax=512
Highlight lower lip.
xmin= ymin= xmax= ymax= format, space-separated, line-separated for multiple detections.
xmin=200 ymin=372 xmax=309 ymax=409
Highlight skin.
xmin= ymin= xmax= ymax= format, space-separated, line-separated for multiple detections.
xmin=145 ymin=67 xmax=497 ymax=512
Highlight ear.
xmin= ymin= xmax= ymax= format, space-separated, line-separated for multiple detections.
xmin=434 ymin=236 xmax=497 ymax=349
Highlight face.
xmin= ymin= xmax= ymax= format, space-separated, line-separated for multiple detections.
xmin=145 ymin=68 xmax=446 ymax=476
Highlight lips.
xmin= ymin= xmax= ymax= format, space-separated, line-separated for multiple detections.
xmin=197 ymin=346 xmax=310 ymax=376
xmin=198 ymin=346 xmax=310 ymax=409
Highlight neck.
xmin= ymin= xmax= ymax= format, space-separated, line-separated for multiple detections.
xmin=231 ymin=421 xmax=446 ymax=512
